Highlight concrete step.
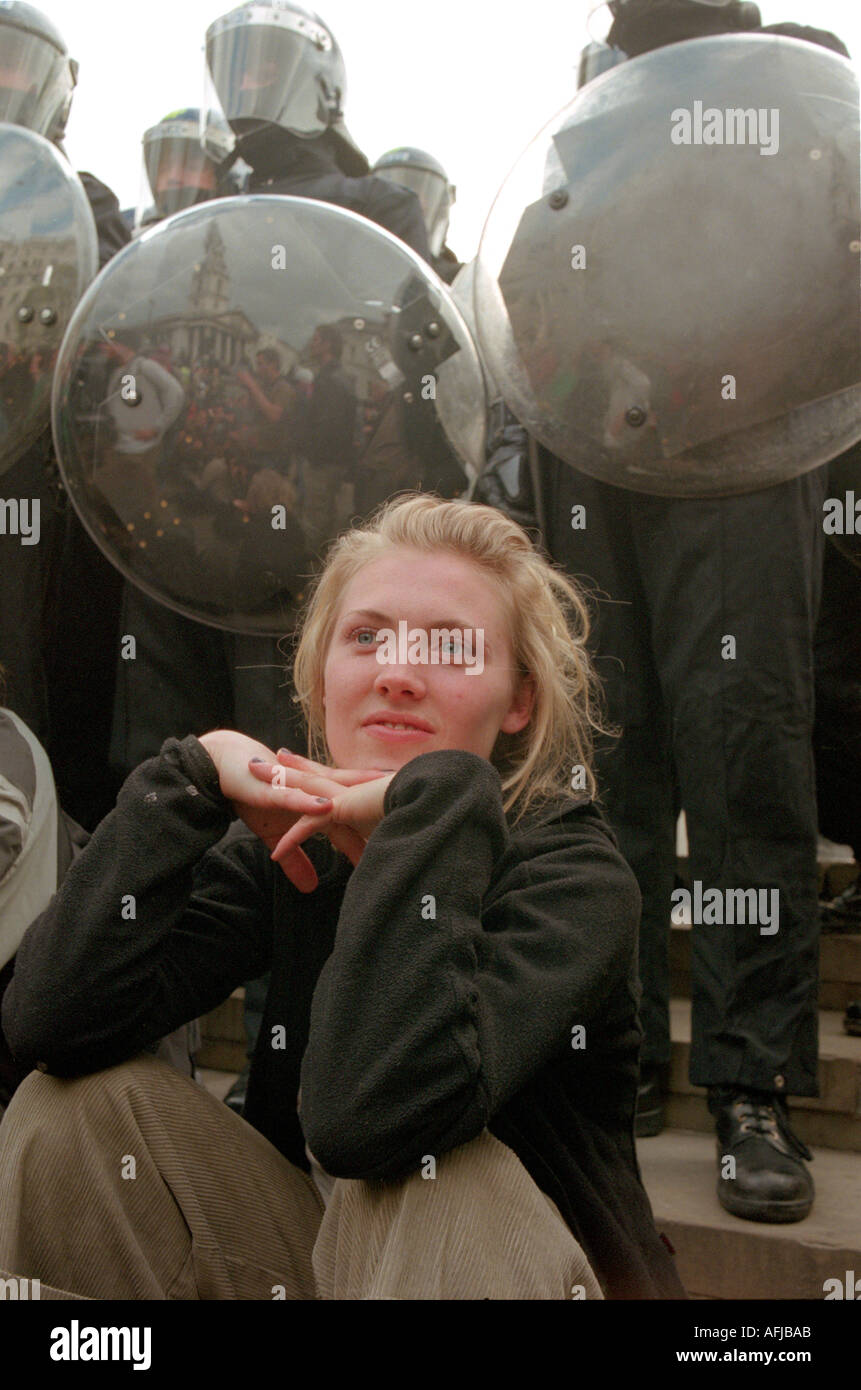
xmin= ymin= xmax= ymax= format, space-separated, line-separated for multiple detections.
xmin=197 ymin=988 xmax=247 ymax=1073
xmin=665 ymin=999 xmax=861 ymax=1152
xmin=637 ymin=1127 xmax=861 ymax=1300
xmin=670 ymin=920 xmax=861 ymax=1011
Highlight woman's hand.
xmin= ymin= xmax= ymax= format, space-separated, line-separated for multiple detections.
xmin=197 ymin=731 xmax=350 ymax=892
xmin=247 ymin=749 xmax=395 ymax=884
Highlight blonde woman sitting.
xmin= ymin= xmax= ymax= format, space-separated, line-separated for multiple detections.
xmin=0 ymin=495 xmax=684 ymax=1300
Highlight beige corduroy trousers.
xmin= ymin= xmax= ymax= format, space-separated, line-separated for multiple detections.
xmin=0 ymin=1053 xmax=603 ymax=1301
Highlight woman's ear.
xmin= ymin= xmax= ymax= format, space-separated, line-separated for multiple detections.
xmin=500 ymin=673 xmax=536 ymax=735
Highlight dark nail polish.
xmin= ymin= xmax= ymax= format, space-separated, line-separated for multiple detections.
xmin=250 ymin=757 xmax=264 ymax=763
xmin=315 ymin=797 xmax=330 ymax=804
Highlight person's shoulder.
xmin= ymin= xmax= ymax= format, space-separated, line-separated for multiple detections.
xmin=510 ymin=790 xmax=615 ymax=843
xmin=508 ymin=791 xmax=638 ymax=888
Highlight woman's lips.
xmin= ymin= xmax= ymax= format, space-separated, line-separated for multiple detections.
xmin=362 ymin=721 xmax=433 ymax=742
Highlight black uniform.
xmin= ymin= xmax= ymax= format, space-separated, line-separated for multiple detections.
xmin=542 ymin=457 xmax=826 ymax=1094
xmin=0 ymin=172 xmax=130 ymax=829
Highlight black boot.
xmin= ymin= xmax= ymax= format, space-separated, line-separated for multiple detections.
xmin=635 ymin=1063 xmax=665 ymax=1138
xmin=820 ymin=879 xmax=861 ymax=934
xmin=709 ymin=1087 xmax=814 ymax=1224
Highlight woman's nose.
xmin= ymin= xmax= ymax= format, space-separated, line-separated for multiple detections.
xmin=373 ymin=662 xmax=427 ymax=697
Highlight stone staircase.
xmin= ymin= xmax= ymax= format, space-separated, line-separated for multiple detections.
xmin=637 ymin=853 xmax=861 ymax=1300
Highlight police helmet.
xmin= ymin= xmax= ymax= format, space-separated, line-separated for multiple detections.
xmin=373 ymin=147 xmax=455 ymax=257
xmin=205 ymin=2 xmax=367 ymax=175
xmin=142 ymin=108 xmax=233 ymax=220
xmin=0 ymin=1 xmax=78 ymax=141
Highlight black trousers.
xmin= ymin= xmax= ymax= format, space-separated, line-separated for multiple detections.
xmin=813 ymin=543 xmax=861 ymax=861
xmin=543 ymin=456 xmax=826 ymax=1096
xmin=109 ymin=582 xmax=305 ymax=777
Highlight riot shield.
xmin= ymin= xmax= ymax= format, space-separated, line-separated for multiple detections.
xmin=0 ymin=124 xmax=97 ymax=476
xmin=475 ymin=33 xmax=861 ymax=496
xmin=450 ymin=257 xmax=500 ymax=403
xmin=51 ymin=194 xmax=485 ymax=635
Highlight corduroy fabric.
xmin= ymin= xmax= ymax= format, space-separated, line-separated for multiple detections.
xmin=0 ymin=1054 xmax=601 ymax=1301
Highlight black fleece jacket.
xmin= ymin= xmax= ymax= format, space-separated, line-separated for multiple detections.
xmin=1 ymin=737 xmax=685 ymax=1299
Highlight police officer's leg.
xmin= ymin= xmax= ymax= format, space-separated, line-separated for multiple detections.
xmin=637 ymin=477 xmax=823 ymax=1098
xmin=634 ymin=474 xmax=824 ymax=1219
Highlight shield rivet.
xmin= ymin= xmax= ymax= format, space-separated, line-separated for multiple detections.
xmin=549 ymin=189 xmax=569 ymax=210
xmin=17 ymin=305 xmax=34 ymax=323
xmin=39 ymin=307 xmax=57 ymax=325
xmin=426 ymin=321 xmax=441 ymax=338
xmin=625 ymin=406 xmax=647 ymax=428
xmin=408 ymin=333 xmax=423 ymax=351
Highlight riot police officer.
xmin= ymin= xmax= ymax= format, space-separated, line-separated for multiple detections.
xmin=372 ymin=146 xmax=461 ymax=283
xmin=0 ymin=1 xmax=130 ymax=828
xmin=206 ymin=1 xmax=432 ymax=261
xmin=475 ymin=0 xmax=858 ymax=1224
xmin=136 ymin=107 xmax=236 ymax=230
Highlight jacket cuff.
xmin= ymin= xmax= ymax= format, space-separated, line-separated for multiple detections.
xmin=160 ymin=735 xmax=227 ymax=806
xmin=383 ymin=748 xmax=501 ymax=814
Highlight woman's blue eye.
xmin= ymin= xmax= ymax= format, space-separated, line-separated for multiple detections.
xmin=354 ymin=629 xmax=377 ymax=646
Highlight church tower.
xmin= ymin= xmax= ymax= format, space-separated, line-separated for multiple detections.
xmin=189 ymin=222 xmax=230 ymax=316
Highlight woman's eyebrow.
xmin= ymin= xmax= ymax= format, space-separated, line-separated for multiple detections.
xmin=340 ymin=609 xmax=392 ymax=625
xmin=343 ymin=609 xmax=487 ymax=636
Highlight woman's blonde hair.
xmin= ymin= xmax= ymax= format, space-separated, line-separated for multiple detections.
xmin=291 ymin=493 xmax=608 ymax=823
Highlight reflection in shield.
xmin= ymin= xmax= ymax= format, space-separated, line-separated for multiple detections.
xmin=0 ymin=124 xmax=97 ymax=476
xmin=475 ymin=34 xmax=861 ymax=497
xmin=52 ymin=195 xmax=486 ymax=635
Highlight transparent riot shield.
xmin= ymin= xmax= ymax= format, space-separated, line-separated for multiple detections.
xmin=0 ymin=124 xmax=97 ymax=475
xmin=52 ymin=194 xmax=485 ymax=635
xmin=475 ymin=32 xmax=861 ymax=496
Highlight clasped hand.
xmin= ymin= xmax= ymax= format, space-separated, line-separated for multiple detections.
xmin=198 ymin=730 xmax=394 ymax=893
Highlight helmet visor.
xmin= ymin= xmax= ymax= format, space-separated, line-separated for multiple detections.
xmin=374 ymin=165 xmax=450 ymax=255
xmin=206 ymin=9 xmax=340 ymax=139
xmin=0 ymin=28 xmax=71 ymax=136
xmin=144 ymin=136 xmax=219 ymax=219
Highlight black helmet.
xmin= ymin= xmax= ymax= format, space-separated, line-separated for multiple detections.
xmin=205 ymin=2 xmax=367 ymax=174
xmin=606 ymin=0 xmax=761 ymax=57
xmin=373 ymin=147 xmax=455 ymax=257
xmin=142 ymin=108 xmax=234 ymax=220
xmin=0 ymin=1 xmax=78 ymax=141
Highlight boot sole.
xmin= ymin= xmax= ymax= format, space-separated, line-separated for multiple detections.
xmin=716 ymin=1184 xmax=813 ymax=1224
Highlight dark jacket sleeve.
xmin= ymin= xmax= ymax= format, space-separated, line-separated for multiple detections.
xmin=77 ymin=171 xmax=132 ymax=268
xmin=1 ymin=737 xmax=273 ymax=1076
xmin=300 ymin=749 xmax=640 ymax=1180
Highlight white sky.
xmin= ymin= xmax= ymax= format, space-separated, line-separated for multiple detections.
xmin=54 ymin=0 xmax=861 ymax=259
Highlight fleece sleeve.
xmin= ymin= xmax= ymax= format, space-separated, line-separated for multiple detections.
xmin=1 ymin=737 xmax=273 ymax=1076
xmin=299 ymin=748 xmax=640 ymax=1180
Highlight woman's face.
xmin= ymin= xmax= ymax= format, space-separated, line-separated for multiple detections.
xmin=322 ymin=547 xmax=534 ymax=773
